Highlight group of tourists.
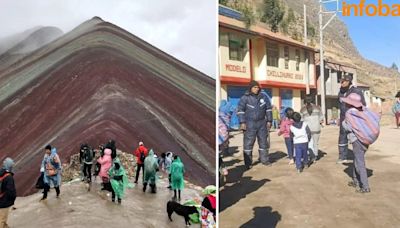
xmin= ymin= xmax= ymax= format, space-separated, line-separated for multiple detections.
xmin=30 ymin=139 xmax=187 ymax=204
xmin=229 ymin=73 xmax=381 ymax=193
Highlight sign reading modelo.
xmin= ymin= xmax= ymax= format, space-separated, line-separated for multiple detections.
xmin=267 ymin=69 xmax=304 ymax=81
xmin=225 ymin=64 xmax=247 ymax=73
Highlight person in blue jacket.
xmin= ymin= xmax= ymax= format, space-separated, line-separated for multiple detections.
xmin=237 ymin=80 xmax=273 ymax=169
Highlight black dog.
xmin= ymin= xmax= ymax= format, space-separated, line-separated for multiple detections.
xmin=167 ymin=200 xmax=198 ymax=226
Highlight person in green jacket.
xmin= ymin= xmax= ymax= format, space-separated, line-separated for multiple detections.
xmin=272 ymin=105 xmax=280 ymax=130
xmin=170 ymin=155 xmax=185 ymax=201
xmin=108 ymin=158 xmax=133 ymax=204
xmin=143 ymin=149 xmax=159 ymax=193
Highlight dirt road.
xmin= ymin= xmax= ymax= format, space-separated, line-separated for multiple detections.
xmin=220 ymin=125 xmax=400 ymax=228
xmin=9 ymin=175 xmax=204 ymax=227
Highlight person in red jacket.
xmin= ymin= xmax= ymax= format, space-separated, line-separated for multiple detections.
xmin=134 ymin=141 xmax=148 ymax=184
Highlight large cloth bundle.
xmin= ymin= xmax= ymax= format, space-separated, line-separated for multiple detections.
xmin=345 ymin=107 xmax=380 ymax=145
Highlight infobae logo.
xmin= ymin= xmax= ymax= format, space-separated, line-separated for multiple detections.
xmin=342 ymin=0 xmax=400 ymax=16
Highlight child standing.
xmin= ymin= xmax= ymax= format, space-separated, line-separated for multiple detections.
xmin=290 ymin=112 xmax=311 ymax=173
xmin=278 ymin=108 xmax=294 ymax=165
xmin=272 ymin=106 xmax=280 ymax=130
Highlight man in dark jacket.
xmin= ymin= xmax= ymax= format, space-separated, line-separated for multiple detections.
xmin=0 ymin=157 xmax=16 ymax=228
xmin=237 ymin=80 xmax=273 ymax=169
xmin=337 ymin=74 xmax=366 ymax=163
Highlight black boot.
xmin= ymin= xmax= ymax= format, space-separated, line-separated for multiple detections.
xmin=150 ymin=184 xmax=156 ymax=193
xmin=55 ymin=186 xmax=60 ymax=198
xmin=118 ymin=198 xmax=121 ymax=204
xmin=143 ymin=183 xmax=147 ymax=192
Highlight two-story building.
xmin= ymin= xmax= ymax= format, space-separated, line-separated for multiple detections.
xmin=316 ymin=58 xmax=370 ymax=122
xmin=219 ymin=5 xmax=317 ymax=128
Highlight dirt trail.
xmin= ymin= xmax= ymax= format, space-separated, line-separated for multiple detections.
xmin=8 ymin=175 xmax=204 ymax=228
xmin=220 ymin=125 xmax=400 ymax=228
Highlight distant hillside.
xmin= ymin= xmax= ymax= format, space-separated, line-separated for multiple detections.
xmin=282 ymin=0 xmax=399 ymax=98
xmin=0 ymin=26 xmax=63 ymax=72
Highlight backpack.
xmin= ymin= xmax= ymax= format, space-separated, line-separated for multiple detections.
xmin=0 ymin=172 xmax=11 ymax=197
xmin=346 ymin=107 xmax=381 ymax=145
xmin=84 ymin=148 xmax=93 ymax=163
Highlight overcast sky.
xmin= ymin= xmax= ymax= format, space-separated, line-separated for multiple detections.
xmin=0 ymin=0 xmax=216 ymax=78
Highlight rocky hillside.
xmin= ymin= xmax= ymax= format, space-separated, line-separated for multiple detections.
xmin=0 ymin=16 xmax=215 ymax=196
xmin=282 ymin=0 xmax=399 ymax=98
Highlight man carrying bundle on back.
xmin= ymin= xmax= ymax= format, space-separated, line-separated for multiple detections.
xmin=341 ymin=93 xmax=380 ymax=193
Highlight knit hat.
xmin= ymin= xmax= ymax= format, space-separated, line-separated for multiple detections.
xmin=342 ymin=74 xmax=353 ymax=82
xmin=340 ymin=93 xmax=363 ymax=108
xmin=3 ymin=157 xmax=14 ymax=172
xmin=248 ymin=80 xmax=260 ymax=90
xmin=305 ymin=94 xmax=313 ymax=104
xmin=139 ymin=141 xmax=144 ymax=146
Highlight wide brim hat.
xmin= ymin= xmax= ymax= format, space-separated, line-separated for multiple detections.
xmin=340 ymin=93 xmax=363 ymax=108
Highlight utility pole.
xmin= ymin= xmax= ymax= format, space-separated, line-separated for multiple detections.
xmin=319 ymin=0 xmax=341 ymax=124
xmin=304 ymin=4 xmax=310 ymax=95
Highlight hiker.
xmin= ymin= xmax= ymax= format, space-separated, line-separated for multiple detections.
xmin=300 ymin=94 xmax=324 ymax=163
xmin=41 ymin=145 xmax=62 ymax=201
xmin=237 ymin=80 xmax=273 ymax=169
xmin=105 ymin=140 xmax=117 ymax=160
xmin=290 ymin=112 xmax=311 ymax=173
xmin=170 ymin=155 xmax=185 ymax=201
xmin=97 ymin=148 xmax=112 ymax=191
xmin=134 ymin=141 xmax=148 ymax=184
xmin=278 ymin=107 xmax=294 ymax=165
xmin=338 ymin=74 xmax=366 ymax=163
xmin=108 ymin=158 xmax=133 ymax=204
xmin=80 ymin=144 xmax=94 ymax=183
xmin=392 ymin=91 xmax=400 ymax=128
xmin=341 ymin=93 xmax=380 ymax=193
xmin=272 ymin=106 xmax=280 ymax=130
xmin=143 ymin=149 xmax=159 ymax=193
xmin=159 ymin=153 xmax=166 ymax=170
xmin=165 ymin=152 xmax=173 ymax=189
xmin=201 ymin=185 xmax=216 ymax=228
xmin=0 ymin=158 xmax=16 ymax=228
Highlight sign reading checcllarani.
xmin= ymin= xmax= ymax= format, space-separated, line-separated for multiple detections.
xmin=342 ymin=0 xmax=400 ymax=16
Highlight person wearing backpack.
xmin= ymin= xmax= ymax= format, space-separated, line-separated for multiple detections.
xmin=134 ymin=141 xmax=148 ymax=184
xmin=0 ymin=158 xmax=16 ymax=228
xmin=41 ymin=145 xmax=62 ymax=201
xmin=341 ymin=93 xmax=380 ymax=193
xmin=290 ymin=112 xmax=312 ymax=173
xmin=80 ymin=144 xmax=94 ymax=183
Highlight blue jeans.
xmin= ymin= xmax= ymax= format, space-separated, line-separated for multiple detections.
xmin=352 ymin=140 xmax=369 ymax=189
xmin=284 ymin=137 xmax=294 ymax=159
xmin=272 ymin=119 xmax=279 ymax=129
xmin=294 ymin=143 xmax=309 ymax=170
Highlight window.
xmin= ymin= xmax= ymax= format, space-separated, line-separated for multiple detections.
xmin=267 ymin=43 xmax=279 ymax=67
xmin=295 ymin=49 xmax=300 ymax=71
xmin=228 ymin=34 xmax=247 ymax=61
xmin=337 ymin=71 xmax=342 ymax=83
xmin=284 ymin=46 xmax=289 ymax=69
